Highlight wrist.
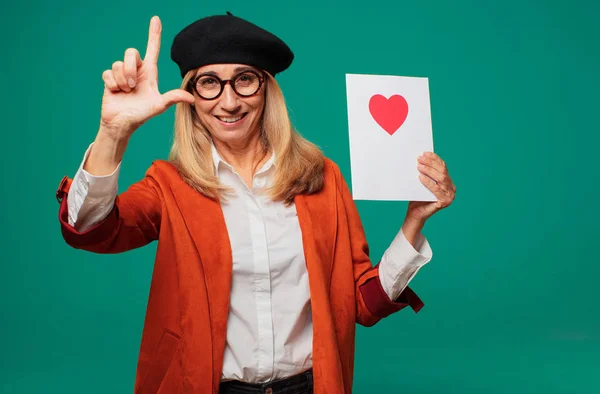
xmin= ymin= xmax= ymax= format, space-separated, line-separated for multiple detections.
xmin=404 ymin=214 xmax=426 ymax=228
xmin=401 ymin=217 xmax=426 ymax=247
xmin=98 ymin=123 xmax=135 ymax=143
xmin=84 ymin=129 xmax=130 ymax=176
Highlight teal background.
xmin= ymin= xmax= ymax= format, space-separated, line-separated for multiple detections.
xmin=2 ymin=0 xmax=598 ymax=393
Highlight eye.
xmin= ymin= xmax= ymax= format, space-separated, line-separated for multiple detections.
xmin=198 ymin=76 xmax=219 ymax=87
xmin=236 ymin=72 xmax=258 ymax=85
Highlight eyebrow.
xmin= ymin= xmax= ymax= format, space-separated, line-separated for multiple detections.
xmin=196 ymin=66 xmax=258 ymax=78
xmin=234 ymin=66 xmax=256 ymax=73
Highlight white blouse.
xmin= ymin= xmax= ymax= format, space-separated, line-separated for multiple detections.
xmin=67 ymin=143 xmax=433 ymax=384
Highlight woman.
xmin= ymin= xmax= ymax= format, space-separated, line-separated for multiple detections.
xmin=56 ymin=12 xmax=455 ymax=394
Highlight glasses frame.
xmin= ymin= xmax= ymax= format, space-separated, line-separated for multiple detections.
xmin=188 ymin=69 xmax=265 ymax=100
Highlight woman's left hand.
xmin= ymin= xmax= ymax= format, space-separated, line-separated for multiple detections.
xmin=406 ymin=152 xmax=456 ymax=223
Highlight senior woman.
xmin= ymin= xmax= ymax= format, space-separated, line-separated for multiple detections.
xmin=55 ymin=12 xmax=455 ymax=394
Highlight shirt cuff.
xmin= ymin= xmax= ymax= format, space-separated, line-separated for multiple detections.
xmin=67 ymin=143 xmax=121 ymax=229
xmin=378 ymin=228 xmax=433 ymax=301
xmin=80 ymin=143 xmax=121 ymax=197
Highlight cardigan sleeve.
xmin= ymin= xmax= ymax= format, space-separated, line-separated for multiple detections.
xmin=332 ymin=162 xmax=424 ymax=327
xmin=55 ymin=163 xmax=163 ymax=254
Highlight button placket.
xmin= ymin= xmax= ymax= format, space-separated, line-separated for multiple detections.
xmin=245 ymin=189 xmax=274 ymax=378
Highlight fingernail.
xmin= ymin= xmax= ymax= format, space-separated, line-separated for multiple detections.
xmin=128 ymin=78 xmax=136 ymax=88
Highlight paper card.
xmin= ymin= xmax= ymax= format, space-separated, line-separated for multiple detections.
xmin=345 ymin=73 xmax=437 ymax=201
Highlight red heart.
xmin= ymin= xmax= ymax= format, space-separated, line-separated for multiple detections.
xmin=368 ymin=94 xmax=409 ymax=135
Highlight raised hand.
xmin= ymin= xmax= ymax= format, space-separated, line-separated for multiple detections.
xmin=100 ymin=16 xmax=195 ymax=136
xmin=406 ymin=152 xmax=456 ymax=223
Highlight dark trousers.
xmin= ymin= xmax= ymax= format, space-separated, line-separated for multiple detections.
xmin=219 ymin=369 xmax=313 ymax=394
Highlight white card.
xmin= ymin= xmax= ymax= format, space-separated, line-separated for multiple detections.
xmin=345 ymin=73 xmax=436 ymax=201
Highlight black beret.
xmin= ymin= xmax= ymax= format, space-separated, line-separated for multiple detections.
xmin=171 ymin=12 xmax=294 ymax=78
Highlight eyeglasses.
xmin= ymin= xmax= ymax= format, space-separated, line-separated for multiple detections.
xmin=188 ymin=70 xmax=265 ymax=100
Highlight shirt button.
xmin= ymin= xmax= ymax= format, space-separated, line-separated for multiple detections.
xmin=265 ymin=388 xmax=273 ymax=394
xmin=255 ymin=178 xmax=265 ymax=187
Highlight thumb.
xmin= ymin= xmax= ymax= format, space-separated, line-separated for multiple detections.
xmin=161 ymin=89 xmax=195 ymax=108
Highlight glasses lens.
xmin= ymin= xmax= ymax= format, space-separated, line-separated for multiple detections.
xmin=234 ymin=72 xmax=260 ymax=96
xmin=196 ymin=76 xmax=221 ymax=99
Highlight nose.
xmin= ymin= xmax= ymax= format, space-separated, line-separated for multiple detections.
xmin=219 ymin=83 xmax=241 ymax=113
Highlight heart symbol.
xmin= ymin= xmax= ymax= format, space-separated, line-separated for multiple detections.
xmin=368 ymin=94 xmax=409 ymax=135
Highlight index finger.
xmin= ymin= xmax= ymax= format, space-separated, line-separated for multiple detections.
xmin=423 ymin=151 xmax=446 ymax=168
xmin=144 ymin=16 xmax=161 ymax=64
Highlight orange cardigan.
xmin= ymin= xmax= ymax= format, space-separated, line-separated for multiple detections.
xmin=55 ymin=158 xmax=424 ymax=394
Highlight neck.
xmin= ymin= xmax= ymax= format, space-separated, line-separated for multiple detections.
xmin=212 ymin=132 xmax=270 ymax=175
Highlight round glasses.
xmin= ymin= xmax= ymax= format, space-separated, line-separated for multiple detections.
xmin=189 ymin=70 xmax=265 ymax=100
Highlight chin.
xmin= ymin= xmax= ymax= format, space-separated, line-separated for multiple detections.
xmin=213 ymin=128 xmax=245 ymax=140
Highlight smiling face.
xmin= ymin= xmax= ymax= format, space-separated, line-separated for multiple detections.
xmin=191 ymin=64 xmax=266 ymax=146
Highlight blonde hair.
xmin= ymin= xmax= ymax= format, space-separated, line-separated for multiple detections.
xmin=168 ymin=70 xmax=325 ymax=205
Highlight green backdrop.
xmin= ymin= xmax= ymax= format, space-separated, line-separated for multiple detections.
xmin=2 ymin=0 xmax=598 ymax=393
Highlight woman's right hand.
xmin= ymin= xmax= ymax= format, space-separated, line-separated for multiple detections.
xmin=100 ymin=16 xmax=195 ymax=137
